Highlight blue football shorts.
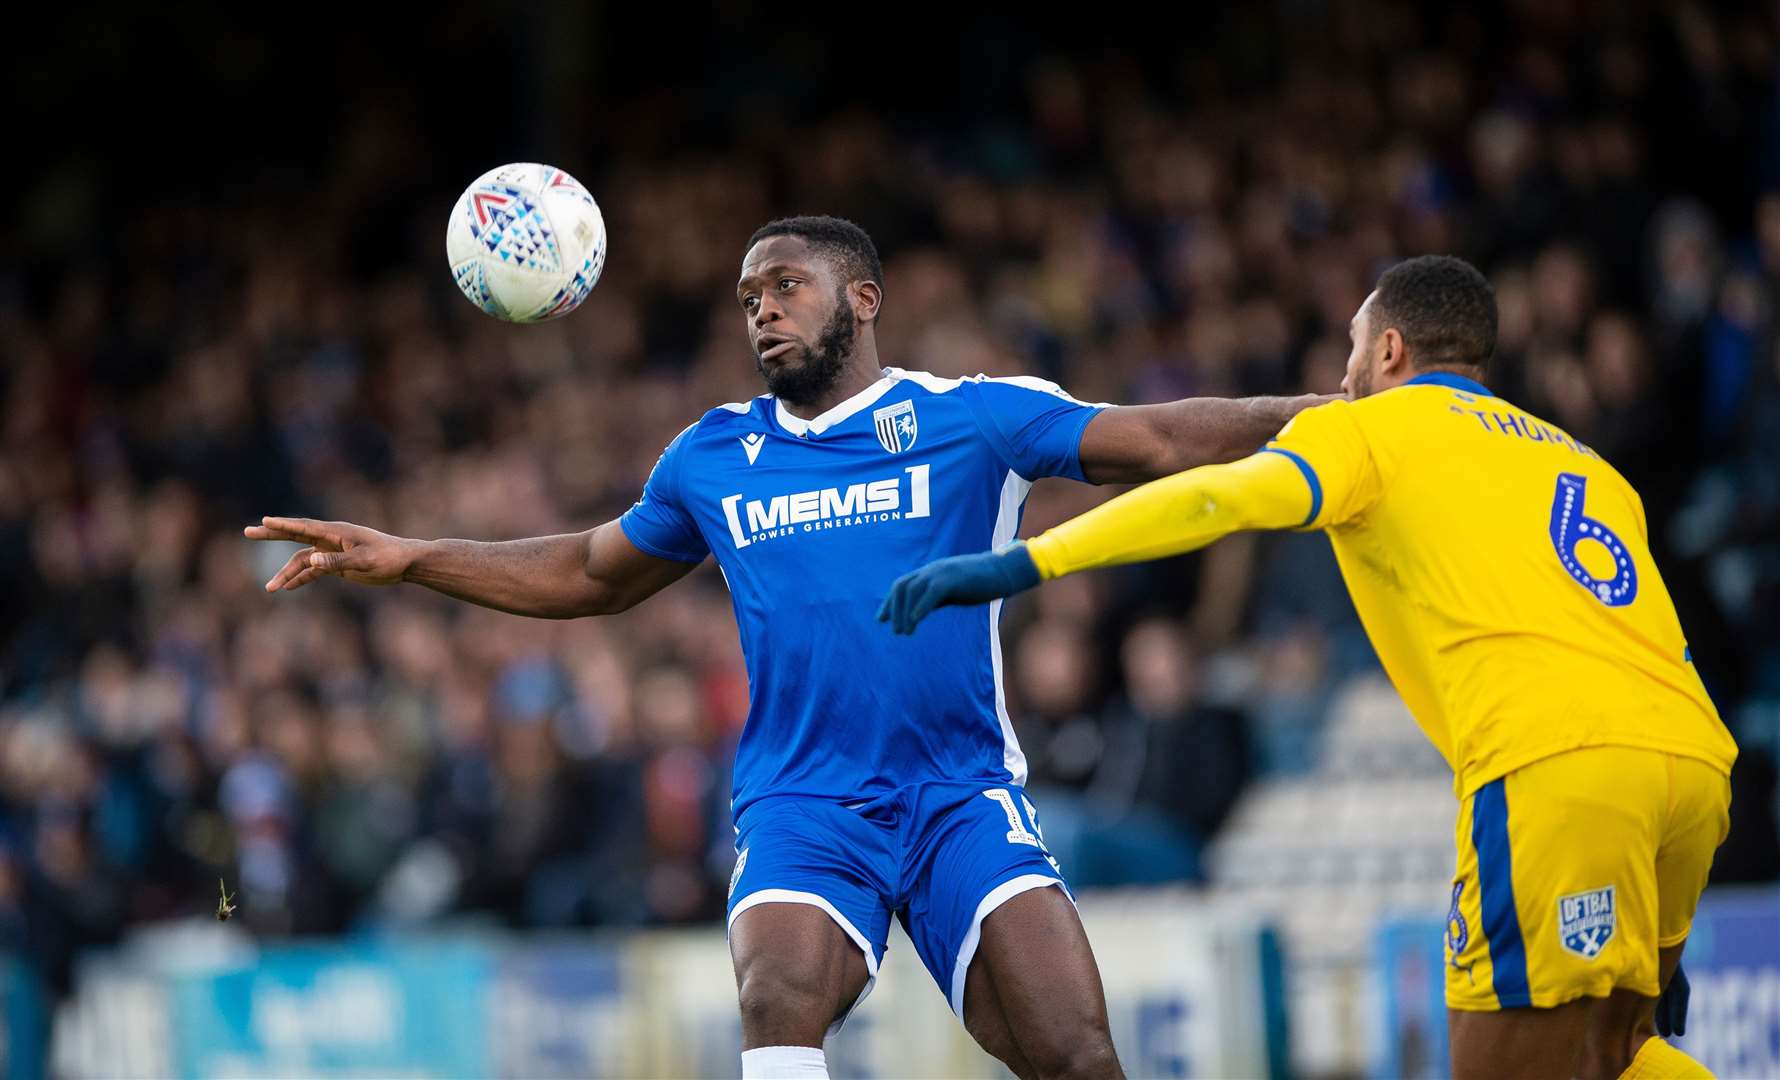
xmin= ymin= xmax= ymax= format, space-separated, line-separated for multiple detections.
xmin=725 ymin=779 xmax=1072 ymax=1033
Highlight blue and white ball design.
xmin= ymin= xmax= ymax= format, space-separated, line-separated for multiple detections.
xmin=446 ymin=163 xmax=607 ymax=323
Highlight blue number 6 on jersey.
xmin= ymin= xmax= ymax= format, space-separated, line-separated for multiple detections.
xmin=1549 ymin=473 xmax=1638 ymax=606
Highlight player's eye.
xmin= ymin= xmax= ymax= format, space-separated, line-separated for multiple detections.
xmin=779 ymin=278 xmax=797 ymax=291
xmin=741 ymin=295 xmax=758 ymax=311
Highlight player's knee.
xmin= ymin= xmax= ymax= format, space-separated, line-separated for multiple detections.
xmin=1025 ymin=1028 xmax=1121 ymax=1080
xmin=963 ymin=1014 xmax=1033 ymax=1079
xmin=736 ymin=966 xmax=842 ymax=1043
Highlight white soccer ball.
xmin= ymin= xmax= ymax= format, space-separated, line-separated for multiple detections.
xmin=446 ymin=162 xmax=607 ymax=323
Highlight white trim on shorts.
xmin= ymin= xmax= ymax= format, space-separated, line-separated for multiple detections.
xmin=728 ymin=888 xmax=881 ymax=1037
xmin=947 ymin=874 xmax=1070 ymax=1017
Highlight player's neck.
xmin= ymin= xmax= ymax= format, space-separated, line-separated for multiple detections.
xmin=778 ymin=357 xmax=887 ymax=421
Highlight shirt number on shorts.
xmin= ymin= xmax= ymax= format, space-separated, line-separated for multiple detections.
xmin=984 ymin=789 xmax=1046 ymax=849
xmin=1548 ymin=473 xmax=1638 ymax=606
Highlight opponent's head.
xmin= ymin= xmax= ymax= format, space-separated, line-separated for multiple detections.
xmin=1343 ymin=255 xmax=1497 ymax=400
xmin=738 ymin=216 xmax=884 ymax=406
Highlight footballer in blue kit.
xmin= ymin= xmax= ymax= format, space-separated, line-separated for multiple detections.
xmin=247 ymin=216 xmax=1319 ymax=1080
xmin=621 ymin=364 xmax=1102 ymax=1024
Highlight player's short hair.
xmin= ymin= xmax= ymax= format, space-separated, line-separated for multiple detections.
xmin=747 ymin=216 xmax=884 ymax=313
xmin=1371 ymin=255 xmax=1497 ymax=377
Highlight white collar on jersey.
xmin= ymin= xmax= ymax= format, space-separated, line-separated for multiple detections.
xmin=773 ymin=368 xmax=905 ymax=436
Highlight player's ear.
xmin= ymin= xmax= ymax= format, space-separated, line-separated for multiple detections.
xmin=852 ymin=281 xmax=882 ymax=323
xmin=1379 ymin=327 xmax=1408 ymax=376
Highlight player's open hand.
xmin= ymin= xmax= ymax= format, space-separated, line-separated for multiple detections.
xmin=877 ymin=544 xmax=1043 ymax=635
xmin=243 ymin=517 xmax=418 ymax=593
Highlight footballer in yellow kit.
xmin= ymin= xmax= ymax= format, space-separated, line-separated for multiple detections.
xmin=1256 ymin=377 xmax=1737 ymax=1013
xmin=881 ymin=256 xmax=1737 ymax=1078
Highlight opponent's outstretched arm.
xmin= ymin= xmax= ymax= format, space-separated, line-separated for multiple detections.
xmin=244 ymin=516 xmax=697 ymax=618
xmin=1077 ymin=394 xmax=1330 ymax=483
xmin=878 ymin=450 xmax=1314 ymax=634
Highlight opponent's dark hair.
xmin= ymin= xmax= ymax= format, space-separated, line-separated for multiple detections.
xmin=1370 ymin=255 xmax=1497 ymax=377
xmin=747 ymin=216 xmax=884 ymax=318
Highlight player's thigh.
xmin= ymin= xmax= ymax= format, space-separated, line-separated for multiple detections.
xmin=899 ymin=782 xmax=1073 ymax=1013
xmin=1451 ymin=985 xmax=1666 ymax=1080
xmin=726 ymin=797 xmax=895 ymax=1040
xmin=1448 ymin=997 xmax=1590 ymax=1080
xmin=1446 ymin=747 xmax=1665 ymax=1019
xmin=730 ymin=902 xmax=872 ymax=1040
xmin=965 ymin=884 xmax=1117 ymax=1075
xmin=959 ymin=922 xmax=1037 ymax=1080
xmin=900 ymin=783 xmax=1116 ymax=1070
xmin=1579 ymin=944 xmax=1684 ymax=1074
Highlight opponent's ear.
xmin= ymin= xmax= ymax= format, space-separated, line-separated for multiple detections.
xmin=1377 ymin=326 xmax=1409 ymax=377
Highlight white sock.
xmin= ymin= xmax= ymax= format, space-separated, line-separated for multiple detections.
xmin=741 ymin=1044 xmax=828 ymax=1079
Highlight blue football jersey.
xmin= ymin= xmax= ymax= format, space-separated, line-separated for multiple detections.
xmin=620 ymin=367 xmax=1105 ymax=816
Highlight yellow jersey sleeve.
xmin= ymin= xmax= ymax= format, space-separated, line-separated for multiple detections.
xmin=1025 ymin=451 xmax=1313 ymax=580
xmin=1262 ymin=400 xmax=1383 ymax=529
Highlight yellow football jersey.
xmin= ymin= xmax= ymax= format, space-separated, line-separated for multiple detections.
xmin=1265 ymin=372 xmax=1737 ymax=796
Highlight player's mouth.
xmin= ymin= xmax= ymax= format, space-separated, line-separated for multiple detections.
xmin=757 ymin=334 xmax=798 ymax=362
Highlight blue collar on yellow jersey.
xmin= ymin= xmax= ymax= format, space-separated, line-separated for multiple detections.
xmin=1406 ymin=371 xmax=1493 ymax=396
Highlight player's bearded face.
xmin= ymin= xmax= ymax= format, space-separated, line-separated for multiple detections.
xmin=1343 ymin=296 xmax=1380 ymax=400
xmin=756 ymin=284 xmax=856 ymax=405
xmin=1349 ymin=346 xmax=1377 ymax=399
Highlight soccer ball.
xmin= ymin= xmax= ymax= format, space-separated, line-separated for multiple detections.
xmin=446 ymin=163 xmax=607 ymax=323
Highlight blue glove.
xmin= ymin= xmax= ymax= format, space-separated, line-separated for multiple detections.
xmin=1655 ymin=962 xmax=1690 ymax=1038
xmin=877 ymin=544 xmax=1041 ymax=635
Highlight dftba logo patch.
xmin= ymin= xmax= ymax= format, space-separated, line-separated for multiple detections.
xmin=1557 ymin=886 xmax=1616 ymax=959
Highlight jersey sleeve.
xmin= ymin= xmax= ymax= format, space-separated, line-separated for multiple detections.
xmin=1260 ymin=399 xmax=1381 ymax=529
xmin=1026 ymin=451 xmax=1316 ymax=580
xmin=960 ymin=376 xmax=1107 ymax=482
xmin=619 ymin=422 xmax=710 ymax=563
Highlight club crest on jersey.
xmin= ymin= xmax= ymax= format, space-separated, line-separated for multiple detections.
xmin=1557 ymin=886 xmax=1616 ymax=959
xmin=873 ymin=400 xmax=918 ymax=454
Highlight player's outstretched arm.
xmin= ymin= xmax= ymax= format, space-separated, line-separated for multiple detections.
xmin=879 ymin=450 xmax=1313 ymax=634
xmin=244 ymin=516 xmax=697 ymax=618
xmin=1078 ymin=394 xmax=1332 ymax=483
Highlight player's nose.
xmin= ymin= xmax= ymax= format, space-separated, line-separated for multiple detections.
xmin=753 ymin=295 xmax=784 ymax=328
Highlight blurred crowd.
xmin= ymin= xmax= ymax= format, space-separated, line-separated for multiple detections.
xmin=5 ymin=1 xmax=1780 ymax=996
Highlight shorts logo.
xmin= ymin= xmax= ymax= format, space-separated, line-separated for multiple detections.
xmin=1558 ymin=885 xmax=1616 ymax=959
xmin=873 ymin=400 xmax=918 ymax=454
xmin=728 ymin=848 xmax=749 ymax=899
